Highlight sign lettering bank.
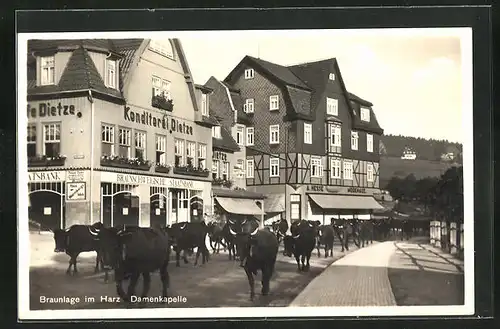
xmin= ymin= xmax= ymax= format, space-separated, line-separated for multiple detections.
xmin=124 ymin=106 xmax=193 ymax=135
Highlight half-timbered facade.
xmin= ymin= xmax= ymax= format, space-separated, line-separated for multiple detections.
xmin=222 ymin=56 xmax=385 ymax=225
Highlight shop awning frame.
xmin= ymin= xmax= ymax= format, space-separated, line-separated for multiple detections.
xmin=308 ymin=194 xmax=384 ymax=210
xmin=215 ymin=197 xmax=264 ymax=216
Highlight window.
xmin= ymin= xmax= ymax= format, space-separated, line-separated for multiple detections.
xmin=212 ymin=159 xmax=219 ymax=179
xmin=174 ymin=139 xmax=185 ymax=167
xmin=269 ymin=95 xmax=279 ymax=111
xmin=149 ymin=40 xmax=174 ymax=59
xmin=244 ymin=99 xmax=254 ymax=113
xmin=290 ymin=194 xmax=301 ymax=221
xmin=27 ymin=125 xmax=36 ymax=157
xmin=197 ymin=143 xmax=207 ymax=169
xmin=101 ymin=124 xmax=115 ymax=156
xmin=236 ymin=159 xmax=245 ymax=178
xmin=351 ymin=131 xmax=359 ymax=150
xmin=304 ymin=123 xmax=312 ymax=144
xmin=152 ymin=76 xmax=171 ymax=99
xmin=367 ymin=134 xmax=373 ymax=153
xmin=361 ymin=108 xmax=370 ymax=122
xmin=246 ymin=159 xmax=254 ymax=178
xmin=201 ymin=93 xmax=209 ymax=116
xmin=326 ymin=97 xmax=338 ymax=115
xmin=135 ymin=131 xmax=146 ymax=160
xmin=329 ymin=73 xmax=336 ymax=81
xmin=330 ymin=159 xmax=341 ymax=179
xmin=270 ymin=158 xmax=280 ymax=177
xmin=236 ymin=126 xmax=244 ymax=145
xmin=40 ymin=56 xmax=55 ymax=85
xmin=222 ymin=161 xmax=229 ymax=180
xmin=118 ymin=128 xmax=131 ymax=158
xmin=156 ymin=135 xmax=167 ymax=165
xmin=244 ymin=68 xmax=254 ymax=79
xmin=269 ymin=125 xmax=279 ymax=144
xmin=330 ymin=124 xmax=341 ymax=149
xmin=311 ymin=157 xmax=323 ymax=178
xmin=43 ymin=123 xmax=61 ymax=157
xmin=106 ymin=60 xmax=117 ymax=89
xmin=367 ymin=163 xmax=374 ymax=182
xmin=343 ymin=161 xmax=353 ymax=180
xmin=186 ymin=141 xmax=196 ymax=167
xmin=212 ymin=126 xmax=221 ymax=139
xmin=246 ymin=127 xmax=254 ymax=146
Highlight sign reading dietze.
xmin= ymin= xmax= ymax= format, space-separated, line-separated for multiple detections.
xmin=123 ymin=106 xmax=194 ymax=135
xmin=27 ymin=103 xmax=77 ymax=118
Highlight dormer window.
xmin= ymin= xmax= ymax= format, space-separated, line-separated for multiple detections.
xmin=361 ymin=107 xmax=370 ymax=122
xmin=212 ymin=126 xmax=222 ymax=139
xmin=40 ymin=56 xmax=55 ymax=86
xmin=201 ymin=93 xmax=209 ymax=116
xmin=329 ymin=73 xmax=336 ymax=81
xmin=244 ymin=99 xmax=254 ymax=113
xmin=149 ymin=40 xmax=174 ymax=59
xmin=105 ymin=59 xmax=117 ymax=89
xmin=244 ymin=69 xmax=254 ymax=79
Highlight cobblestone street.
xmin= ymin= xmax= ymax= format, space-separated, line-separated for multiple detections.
xmin=29 ymin=232 xmax=353 ymax=309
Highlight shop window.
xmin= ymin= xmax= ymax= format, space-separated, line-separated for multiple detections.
xmin=174 ymin=138 xmax=184 ymax=167
xmin=119 ymin=128 xmax=131 ymax=158
xmin=135 ymin=131 xmax=146 ymax=160
xmin=198 ymin=143 xmax=207 ymax=169
xmin=101 ymin=124 xmax=115 ymax=156
xmin=156 ymin=134 xmax=167 ymax=164
xmin=27 ymin=125 xmax=36 ymax=157
xmin=43 ymin=123 xmax=61 ymax=157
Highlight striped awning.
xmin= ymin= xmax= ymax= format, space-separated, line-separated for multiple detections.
xmin=215 ymin=197 xmax=263 ymax=216
xmin=309 ymin=194 xmax=384 ymax=210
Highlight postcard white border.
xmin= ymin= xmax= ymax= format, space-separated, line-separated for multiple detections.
xmin=17 ymin=28 xmax=474 ymax=320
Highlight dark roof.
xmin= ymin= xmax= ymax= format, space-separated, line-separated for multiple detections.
xmin=348 ymin=92 xmax=373 ymax=107
xmin=212 ymin=187 xmax=266 ymax=199
xmin=212 ymin=126 xmax=240 ymax=152
xmin=29 ymin=39 xmax=120 ymax=54
xmin=195 ymin=84 xmax=213 ymax=93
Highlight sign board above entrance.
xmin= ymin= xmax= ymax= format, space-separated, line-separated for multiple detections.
xmin=28 ymin=171 xmax=66 ymax=183
xmin=101 ymin=172 xmax=205 ymax=190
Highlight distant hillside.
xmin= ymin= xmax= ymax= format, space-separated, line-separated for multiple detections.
xmin=379 ymin=156 xmax=457 ymax=189
xmin=380 ymin=134 xmax=463 ymax=162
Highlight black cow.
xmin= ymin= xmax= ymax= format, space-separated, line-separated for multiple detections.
xmin=52 ymin=222 xmax=104 ymax=275
xmin=98 ymin=226 xmax=171 ymax=303
xmin=223 ymin=217 xmax=247 ymax=260
xmin=234 ymin=220 xmax=278 ymax=301
xmin=358 ymin=219 xmax=374 ymax=247
xmin=271 ymin=219 xmax=289 ymax=243
xmin=283 ymin=220 xmax=316 ymax=271
xmin=167 ymin=222 xmax=210 ymax=267
xmin=207 ymin=221 xmax=226 ymax=254
xmin=372 ymin=218 xmax=390 ymax=241
xmin=316 ymin=224 xmax=335 ymax=258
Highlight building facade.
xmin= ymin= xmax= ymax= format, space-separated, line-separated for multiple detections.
xmin=27 ymin=39 xmax=216 ymax=230
xmin=221 ymin=56 xmax=385 ymax=226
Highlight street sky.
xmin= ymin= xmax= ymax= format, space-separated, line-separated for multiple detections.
xmin=180 ymin=30 xmax=465 ymax=143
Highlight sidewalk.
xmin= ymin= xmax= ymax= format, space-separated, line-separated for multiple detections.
xmin=290 ymin=242 xmax=397 ymax=307
xmin=388 ymin=240 xmax=464 ymax=305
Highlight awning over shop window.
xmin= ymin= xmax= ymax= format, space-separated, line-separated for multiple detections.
xmin=308 ymin=194 xmax=384 ymax=210
xmin=215 ymin=197 xmax=263 ymax=216
xmin=264 ymin=194 xmax=285 ymax=213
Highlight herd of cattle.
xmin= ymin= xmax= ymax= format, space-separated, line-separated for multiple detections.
xmin=48 ymin=216 xmax=425 ymax=303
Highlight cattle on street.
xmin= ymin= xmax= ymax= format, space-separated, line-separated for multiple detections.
xmin=316 ymin=224 xmax=335 ymax=258
xmin=166 ymin=222 xmax=210 ymax=267
xmin=284 ymin=220 xmax=317 ymax=271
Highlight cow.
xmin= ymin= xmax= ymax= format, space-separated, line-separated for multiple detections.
xmin=52 ymin=222 xmax=104 ymax=275
xmin=167 ymin=222 xmax=210 ymax=267
xmin=223 ymin=217 xmax=247 ymax=260
xmin=372 ymin=218 xmax=390 ymax=241
xmin=283 ymin=220 xmax=316 ymax=271
xmin=98 ymin=226 xmax=171 ymax=303
xmin=271 ymin=219 xmax=289 ymax=243
xmin=234 ymin=220 xmax=278 ymax=301
xmin=316 ymin=224 xmax=335 ymax=258
xmin=207 ymin=221 xmax=226 ymax=254
xmin=358 ymin=219 xmax=374 ymax=247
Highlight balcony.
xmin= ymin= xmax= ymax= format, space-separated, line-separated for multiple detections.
xmin=28 ymin=155 xmax=66 ymax=167
xmin=155 ymin=163 xmax=172 ymax=174
xmin=212 ymin=177 xmax=233 ymax=188
xmin=100 ymin=155 xmax=152 ymax=171
xmin=173 ymin=164 xmax=210 ymax=178
xmin=151 ymin=94 xmax=174 ymax=112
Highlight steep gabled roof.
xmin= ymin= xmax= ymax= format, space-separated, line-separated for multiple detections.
xmin=213 ymin=126 xmax=240 ymax=153
xmin=348 ymin=92 xmax=373 ymax=107
xmin=349 ymin=91 xmax=384 ymax=134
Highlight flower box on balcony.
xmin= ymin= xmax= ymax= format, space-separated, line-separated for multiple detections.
xmin=173 ymin=165 xmax=210 ymax=177
xmin=152 ymin=95 xmax=174 ymax=112
xmin=100 ymin=156 xmax=152 ymax=171
xmin=28 ymin=155 xmax=66 ymax=167
xmin=212 ymin=178 xmax=233 ymax=188
xmin=155 ymin=164 xmax=171 ymax=174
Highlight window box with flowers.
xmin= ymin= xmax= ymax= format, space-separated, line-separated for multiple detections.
xmin=212 ymin=177 xmax=233 ymax=188
xmin=155 ymin=163 xmax=172 ymax=174
xmin=28 ymin=154 xmax=67 ymax=167
xmin=173 ymin=164 xmax=210 ymax=177
xmin=151 ymin=94 xmax=174 ymax=112
xmin=100 ymin=155 xmax=152 ymax=171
